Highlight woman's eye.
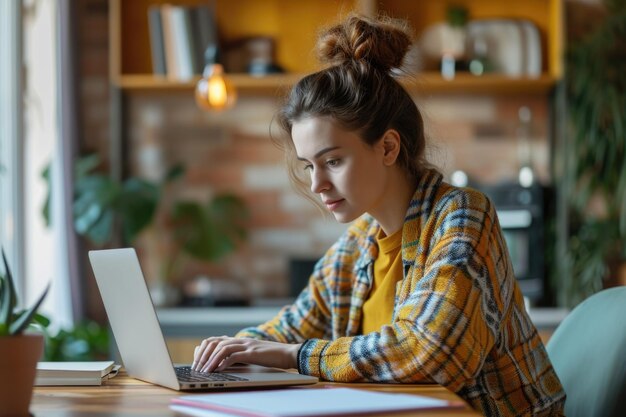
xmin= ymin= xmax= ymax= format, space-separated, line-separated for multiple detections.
xmin=326 ymin=159 xmax=340 ymax=167
xmin=303 ymin=164 xmax=313 ymax=172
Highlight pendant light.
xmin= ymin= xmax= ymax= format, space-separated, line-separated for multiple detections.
xmin=195 ymin=62 xmax=237 ymax=111
xmin=194 ymin=8 xmax=236 ymax=112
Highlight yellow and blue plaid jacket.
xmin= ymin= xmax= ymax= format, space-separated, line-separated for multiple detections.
xmin=237 ymin=169 xmax=565 ymax=416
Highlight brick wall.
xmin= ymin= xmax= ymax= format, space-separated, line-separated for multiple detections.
xmin=78 ymin=0 xmax=553 ymax=303
xmin=124 ymin=91 xmax=550 ymax=300
xmin=77 ymin=0 xmax=109 ymax=155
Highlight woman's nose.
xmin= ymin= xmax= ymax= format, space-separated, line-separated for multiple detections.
xmin=310 ymin=169 xmax=330 ymax=194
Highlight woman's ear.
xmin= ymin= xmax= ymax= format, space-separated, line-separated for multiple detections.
xmin=380 ymin=129 xmax=401 ymax=166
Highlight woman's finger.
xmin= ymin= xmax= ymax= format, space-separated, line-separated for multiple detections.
xmin=201 ymin=340 xmax=247 ymax=373
xmin=215 ymin=350 xmax=249 ymax=372
xmin=192 ymin=345 xmax=200 ymax=369
xmin=193 ymin=338 xmax=213 ymax=368
xmin=194 ymin=337 xmax=227 ymax=371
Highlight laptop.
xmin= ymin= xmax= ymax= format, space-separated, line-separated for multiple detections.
xmin=88 ymin=248 xmax=318 ymax=391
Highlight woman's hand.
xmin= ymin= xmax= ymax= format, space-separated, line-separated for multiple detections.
xmin=192 ymin=337 xmax=302 ymax=373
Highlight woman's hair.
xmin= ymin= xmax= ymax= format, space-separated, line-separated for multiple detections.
xmin=274 ymin=13 xmax=429 ymax=197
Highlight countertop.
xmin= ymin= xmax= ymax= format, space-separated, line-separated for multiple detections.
xmin=156 ymin=302 xmax=569 ymax=337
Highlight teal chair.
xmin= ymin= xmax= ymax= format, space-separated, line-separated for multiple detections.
xmin=546 ymin=286 xmax=626 ymax=417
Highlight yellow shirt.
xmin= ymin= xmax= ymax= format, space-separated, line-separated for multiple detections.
xmin=361 ymin=227 xmax=404 ymax=334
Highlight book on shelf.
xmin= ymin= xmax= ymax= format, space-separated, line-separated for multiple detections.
xmin=150 ymin=4 xmax=218 ymax=81
xmin=35 ymin=361 xmax=120 ymax=386
xmin=147 ymin=4 xmax=167 ymax=76
xmin=170 ymin=387 xmax=464 ymax=417
xmin=191 ymin=5 xmax=218 ymax=73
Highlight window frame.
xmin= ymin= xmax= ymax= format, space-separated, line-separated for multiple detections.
xmin=0 ymin=0 xmax=25 ymax=301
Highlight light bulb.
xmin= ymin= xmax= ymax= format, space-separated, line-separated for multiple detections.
xmin=519 ymin=166 xmax=534 ymax=188
xmin=450 ymin=170 xmax=469 ymax=187
xmin=195 ymin=64 xmax=237 ymax=111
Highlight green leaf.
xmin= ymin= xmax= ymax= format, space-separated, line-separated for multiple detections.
xmin=210 ymin=194 xmax=249 ymax=241
xmin=69 ymin=154 xmax=171 ymax=246
xmin=41 ymin=163 xmax=52 ymax=227
xmin=83 ymin=210 xmax=115 ymax=246
xmin=0 ymin=249 xmax=17 ymax=328
xmin=118 ymin=178 xmax=160 ymax=244
xmin=163 ymin=163 xmax=185 ymax=183
xmin=171 ymin=194 xmax=248 ymax=262
xmin=73 ymin=175 xmax=120 ymax=244
xmin=9 ymin=282 xmax=50 ymax=335
xmin=73 ymin=193 xmax=104 ymax=234
xmin=172 ymin=201 xmax=219 ymax=260
xmin=43 ymin=320 xmax=110 ymax=361
xmin=74 ymin=153 xmax=101 ymax=178
xmin=74 ymin=174 xmax=118 ymax=197
xmin=446 ymin=5 xmax=468 ymax=27
xmin=32 ymin=312 xmax=51 ymax=328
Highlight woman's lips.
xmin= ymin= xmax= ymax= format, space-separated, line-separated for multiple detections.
xmin=324 ymin=199 xmax=344 ymax=211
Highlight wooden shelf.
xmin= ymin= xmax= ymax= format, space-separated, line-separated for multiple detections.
xmin=114 ymin=73 xmax=302 ymax=95
xmin=405 ymin=73 xmax=558 ymax=95
xmin=115 ymin=72 xmax=558 ymax=96
xmin=110 ymin=0 xmax=563 ymax=87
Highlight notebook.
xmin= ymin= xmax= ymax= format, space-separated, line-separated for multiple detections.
xmin=88 ymin=248 xmax=318 ymax=391
xmin=35 ymin=361 xmax=120 ymax=386
xmin=170 ymin=387 xmax=464 ymax=417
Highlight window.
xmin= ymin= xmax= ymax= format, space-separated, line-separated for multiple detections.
xmin=0 ymin=0 xmax=26 ymax=300
xmin=1 ymin=0 xmax=74 ymax=328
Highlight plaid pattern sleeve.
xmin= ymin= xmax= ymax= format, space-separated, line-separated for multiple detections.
xmin=239 ymin=170 xmax=565 ymax=416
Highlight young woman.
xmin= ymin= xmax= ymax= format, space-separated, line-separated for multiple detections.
xmin=192 ymin=14 xmax=565 ymax=416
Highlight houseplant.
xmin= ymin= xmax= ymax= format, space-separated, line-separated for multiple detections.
xmin=42 ymin=154 xmax=179 ymax=246
xmin=558 ymin=1 xmax=626 ymax=306
xmin=0 ymin=249 xmax=50 ymax=416
xmin=43 ymin=154 xmax=249 ymax=305
xmin=160 ymin=193 xmax=249 ymax=305
xmin=40 ymin=318 xmax=110 ymax=361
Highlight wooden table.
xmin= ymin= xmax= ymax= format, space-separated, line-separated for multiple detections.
xmin=31 ymin=372 xmax=480 ymax=416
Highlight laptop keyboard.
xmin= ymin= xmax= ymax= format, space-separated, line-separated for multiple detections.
xmin=175 ymin=366 xmax=248 ymax=382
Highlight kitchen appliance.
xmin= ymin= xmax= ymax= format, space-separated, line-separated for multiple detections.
xmin=476 ymin=182 xmax=549 ymax=303
xmin=288 ymin=257 xmax=318 ymax=298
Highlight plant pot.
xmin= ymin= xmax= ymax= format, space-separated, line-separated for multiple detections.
xmin=0 ymin=334 xmax=44 ymax=417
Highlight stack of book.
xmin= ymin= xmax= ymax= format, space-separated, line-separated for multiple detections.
xmin=148 ymin=4 xmax=218 ymax=81
xmin=35 ymin=361 xmax=120 ymax=386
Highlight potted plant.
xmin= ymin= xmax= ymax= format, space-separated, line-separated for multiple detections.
xmin=168 ymin=193 xmax=249 ymax=272
xmin=43 ymin=154 xmax=249 ymax=305
xmin=0 ymin=249 xmax=50 ymax=417
xmin=40 ymin=318 xmax=110 ymax=361
xmin=42 ymin=154 xmax=181 ymax=246
xmin=557 ymin=1 xmax=626 ymax=306
xmin=161 ymin=193 xmax=249 ymax=305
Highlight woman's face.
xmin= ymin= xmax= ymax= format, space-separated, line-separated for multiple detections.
xmin=291 ymin=117 xmax=391 ymax=224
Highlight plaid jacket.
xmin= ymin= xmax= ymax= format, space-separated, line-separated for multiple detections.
xmin=237 ymin=169 xmax=565 ymax=416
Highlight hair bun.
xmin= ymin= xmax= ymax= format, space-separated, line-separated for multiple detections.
xmin=317 ymin=14 xmax=413 ymax=72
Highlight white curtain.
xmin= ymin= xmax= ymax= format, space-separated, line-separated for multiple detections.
xmin=14 ymin=0 xmax=81 ymax=330
xmin=54 ymin=0 xmax=83 ymax=325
